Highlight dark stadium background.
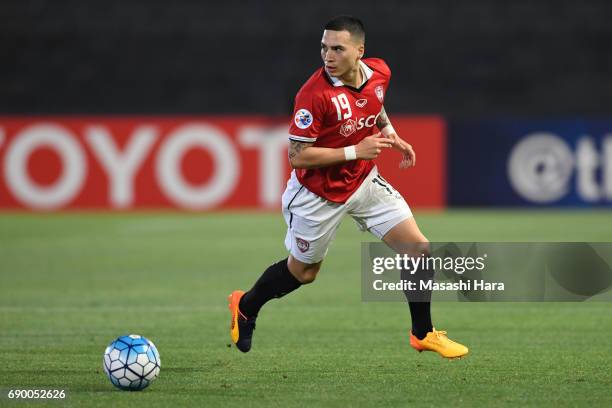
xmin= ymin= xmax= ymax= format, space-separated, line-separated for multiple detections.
xmin=2 ymin=0 xmax=610 ymax=115
xmin=2 ymin=0 xmax=611 ymax=210
xmin=1 ymin=1 xmax=611 ymax=407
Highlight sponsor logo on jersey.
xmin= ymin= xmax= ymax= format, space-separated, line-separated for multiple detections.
xmin=375 ymin=86 xmax=384 ymax=103
xmin=356 ymin=98 xmax=368 ymax=108
xmin=340 ymin=113 xmax=382 ymax=137
xmin=296 ymin=237 xmax=310 ymax=253
xmin=294 ymin=109 xmax=313 ymax=129
xmin=340 ymin=118 xmax=357 ymax=137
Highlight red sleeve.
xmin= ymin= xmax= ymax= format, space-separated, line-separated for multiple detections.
xmin=288 ymin=88 xmax=326 ymax=143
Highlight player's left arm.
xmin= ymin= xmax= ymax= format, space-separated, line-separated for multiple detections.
xmin=376 ymin=106 xmax=416 ymax=168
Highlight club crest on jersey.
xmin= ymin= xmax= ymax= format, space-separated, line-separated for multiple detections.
xmin=339 ymin=118 xmax=357 ymax=137
xmin=294 ymin=109 xmax=313 ymax=129
xmin=356 ymin=98 xmax=368 ymax=108
xmin=296 ymin=237 xmax=310 ymax=253
xmin=375 ymin=86 xmax=384 ymax=103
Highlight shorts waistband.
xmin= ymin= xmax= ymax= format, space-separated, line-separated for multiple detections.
xmin=345 ymin=165 xmax=378 ymax=205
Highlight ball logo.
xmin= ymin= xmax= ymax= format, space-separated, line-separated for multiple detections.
xmin=296 ymin=237 xmax=310 ymax=253
xmin=507 ymin=133 xmax=574 ymax=203
xmin=340 ymin=119 xmax=357 ymax=137
xmin=375 ymin=86 xmax=384 ymax=103
xmin=355 ymin=99 xmax=368 ymax=108
xmin=294 ymin=109 xmax=313 ymax=129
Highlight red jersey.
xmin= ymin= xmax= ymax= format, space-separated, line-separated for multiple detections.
xmin=288 ymin=57 xmax=391 ymax=203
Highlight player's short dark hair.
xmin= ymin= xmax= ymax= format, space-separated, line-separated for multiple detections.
xmin=324 ymin=15 xmax=365 ymax=43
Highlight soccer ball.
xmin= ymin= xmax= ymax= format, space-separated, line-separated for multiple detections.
xmin=103 ymin=334 xmax=161 ymax=391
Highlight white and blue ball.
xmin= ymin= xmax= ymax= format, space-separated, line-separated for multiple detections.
xmin=103 ymin=334 xmax=161 ymax=391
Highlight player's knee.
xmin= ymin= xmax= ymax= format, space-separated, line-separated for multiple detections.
xmin=402 ymin=240 xmax=430 ymax=258
xmin=288 ymin=256 xmax=321 ymax=284
xmin=295 ymin=262 xmax=320 ymax=284
xmin=417 ymin=239 xmax=431 ymax=257
xmin=298 ymin=268 xmax=319 ymax=284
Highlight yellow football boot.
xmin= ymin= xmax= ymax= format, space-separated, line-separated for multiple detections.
xmin=228 ymin=290 xmax=256 ymax=352
xmin=410 ymin=329 xmax=469 ymax=359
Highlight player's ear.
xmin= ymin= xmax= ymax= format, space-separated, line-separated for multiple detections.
xmin=357 ymin=44 xmax=364 ymax=59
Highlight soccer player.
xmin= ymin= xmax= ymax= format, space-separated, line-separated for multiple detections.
xmin=229 ymin=15 xmax=468 ymax=358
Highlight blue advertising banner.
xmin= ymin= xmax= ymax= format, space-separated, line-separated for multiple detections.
xmin=448 ymin=120 xmax=612 ymax=206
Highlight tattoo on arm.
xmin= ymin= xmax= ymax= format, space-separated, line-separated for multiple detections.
xmin=288 ymin=140 xmax=312 ymax=160
xmin=376 ymin=106 xmax=392 ymax=129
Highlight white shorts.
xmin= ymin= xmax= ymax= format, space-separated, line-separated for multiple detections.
xmin=281 ymin=166 xmax=413 ymax=264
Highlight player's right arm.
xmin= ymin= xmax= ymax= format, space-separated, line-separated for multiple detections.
xmin=288 ymin=136 xmax=391 ymax=169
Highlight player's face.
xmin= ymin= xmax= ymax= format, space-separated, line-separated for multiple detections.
xmin=321 ymin=30 xmax=364 ymax=78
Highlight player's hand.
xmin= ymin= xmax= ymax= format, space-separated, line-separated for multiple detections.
xmin=385 ymin=132 xmax=416 ymax=168
xmin=355 ymin=133 xmax=392 ymax=160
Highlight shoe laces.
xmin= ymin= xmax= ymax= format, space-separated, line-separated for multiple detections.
xmin=431 ymin=329 xmax=454 ymax=345
xmin=433 ymin=329 xmax=447 ymax=338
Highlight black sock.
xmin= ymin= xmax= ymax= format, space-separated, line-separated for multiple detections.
xmin=402 ymin=263 xmax=434 ymax=340
xmin=239 ymin=258 xmax=301 ymax=318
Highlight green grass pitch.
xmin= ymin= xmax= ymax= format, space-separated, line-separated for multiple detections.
xmin=1 ymin=210 xmax=611 ymax=407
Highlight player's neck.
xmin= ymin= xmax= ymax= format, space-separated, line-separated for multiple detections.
xmin=338 ymin=61 xmax=363 ymax=88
